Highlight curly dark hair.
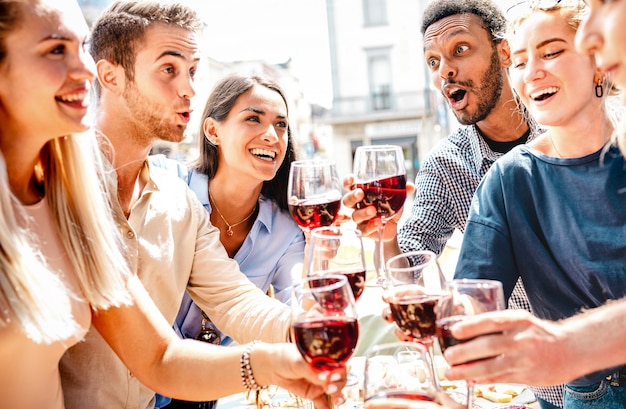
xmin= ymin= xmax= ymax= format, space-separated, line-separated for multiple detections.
xmin=192 ymin=74 xmax=298 ymax=211
xmin=420 ymin=0 xmax=506 ymax=43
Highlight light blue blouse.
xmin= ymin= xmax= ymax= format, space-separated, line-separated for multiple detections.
xmin=172 ymin=167 xmax=305 ymax=345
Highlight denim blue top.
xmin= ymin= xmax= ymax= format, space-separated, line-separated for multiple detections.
xmin=455 ymin=144 xmax=626 ymax=386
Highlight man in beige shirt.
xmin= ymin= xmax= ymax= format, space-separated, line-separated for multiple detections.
xmin=59 ymin=2 xmax=294 ymax=408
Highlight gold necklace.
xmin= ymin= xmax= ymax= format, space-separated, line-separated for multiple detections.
xmin=208 ymin=191 xmax=257 ymax=237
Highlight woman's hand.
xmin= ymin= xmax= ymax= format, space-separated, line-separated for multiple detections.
xmin=254 ymin=343 xmax=347 ymax=408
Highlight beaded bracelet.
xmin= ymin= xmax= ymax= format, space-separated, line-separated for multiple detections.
xmin=240 ymin=340 xmax=263 ymax=391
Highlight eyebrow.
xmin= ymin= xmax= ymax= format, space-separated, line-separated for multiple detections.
xmin=155 ymin=50 xmax=201 ymax=63
xmin=512 ymin=37 xmax=567 ymax=56
xmin=240 ymin=106 xmax=287 ymax=119
xmin=42 ymin=33 xmax=76 ymax=43
xmin=424 ymin=27 xmax=472 ymax=53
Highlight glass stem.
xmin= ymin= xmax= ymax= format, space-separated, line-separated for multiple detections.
xmin=425 ymin=338 xmax=440 ymax=391
xmin=324 ymin=392 xmax=334 ymax=409
xmin=466 ymin=380 xmax=475 ymax=409
xmin=374 ymin=221 xmax=387 ymax=287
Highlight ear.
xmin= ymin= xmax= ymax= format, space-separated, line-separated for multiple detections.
xmin=203 ymin=117 xmax=219 ymax=145
xmin=498 ymin=39 xmax=512 ymax=69
xmin=96 ymin=59 xmax=125 ymax=95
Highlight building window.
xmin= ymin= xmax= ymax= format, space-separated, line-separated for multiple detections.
xmin=367 ymin=50 xmax=392 ymax=111
xmin=363 ymin=0 xmax=388 ymax=27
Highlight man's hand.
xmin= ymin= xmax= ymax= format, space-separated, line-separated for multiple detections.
xmin=342 ymin=174 xmax=415 ymax=242
xmin=442 ymin=310 xmax=578 ymax=386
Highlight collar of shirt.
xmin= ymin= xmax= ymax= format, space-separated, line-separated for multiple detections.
xmin=188 ymin=170 xmax=273 ymax=235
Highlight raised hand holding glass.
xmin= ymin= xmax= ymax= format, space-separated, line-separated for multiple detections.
xmin=352 ymin=145 xmax=407 ymax=287
xmin=436 ymin=279 xmax=505 ymax=408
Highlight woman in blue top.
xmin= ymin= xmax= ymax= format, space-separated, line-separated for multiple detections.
xmin=450 ymin=1 xmax=626 ymax=408
xmin=159 ymin=74 xmax=304 ymax=409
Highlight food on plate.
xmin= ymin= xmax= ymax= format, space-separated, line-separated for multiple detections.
xmin=474 ymin=384 xmax=527 ymax=403
xmin=476 ymin=388 xmax=512 ymax=403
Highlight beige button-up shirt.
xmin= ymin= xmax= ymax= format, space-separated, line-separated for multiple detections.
xmin=60 ymin=160 xmax=291 ymax=409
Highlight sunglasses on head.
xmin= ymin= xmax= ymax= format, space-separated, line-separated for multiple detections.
xmin=506 ymin=0 xmax=563 ymax=19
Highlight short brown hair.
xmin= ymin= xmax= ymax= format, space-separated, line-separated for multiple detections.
xmin=89 ymin=0 xmax=203 ymax=97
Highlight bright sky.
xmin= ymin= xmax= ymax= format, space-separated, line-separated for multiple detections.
xmin=180 ymin=0 xmax=333 ymax=108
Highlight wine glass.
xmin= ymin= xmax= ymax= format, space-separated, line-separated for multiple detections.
xmin=352 ymin=145 xmax=407 ymax=287
xmin=384 ymin=250 xmax=448 ymax=389
xmin=288 ymin=159 xmax=343 ymax=233
xmin=291 ymin=274 xmax=360 ymax=408
xmin=307 ymin=226 xmax=367 ymax=302
xmin=436 ymin=279 xmax=506 ymax=409
xmin=363 ymin=341 xmax=456 ymax=409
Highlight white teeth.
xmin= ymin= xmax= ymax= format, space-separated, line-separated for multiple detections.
xmin=57 ymin=91 xmax=88 ymax=102
xmin=250 ymin=148 xmax=276 ymax=159
xmin=530 ymin=87 xmax=559 ymax=100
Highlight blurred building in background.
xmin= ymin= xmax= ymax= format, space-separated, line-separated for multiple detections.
xmin=322 ymin=0 xmax=451 ymax=180
xmin=77 ymin=0 xmax=453 ymax=175
xmin=77 ymin=0 xmax=325 ymax=163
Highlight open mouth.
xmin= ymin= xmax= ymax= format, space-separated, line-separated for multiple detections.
xmin=250 ymin=148 xmax=276 ymax=161
xmin=530 ymin=87 xmax=559 ymax=101
xmin=55 ymin=91 xmax=89 ymax=107
xmin=177 ymin=111 xmax=191 ymax=123
xmin=443 ymin=85 xmax=469 ymax=110
xmin=449 ymin=88 xmax=467 ymax=103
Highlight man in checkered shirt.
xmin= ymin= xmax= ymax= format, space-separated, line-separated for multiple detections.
xmin=343 ymin=0 xmax=563 ymax=407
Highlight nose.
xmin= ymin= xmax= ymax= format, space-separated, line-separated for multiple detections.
xmin=69 ymin=48 xmax=96 ymax=82
xmin=178 ymin=72 xmax=196 ymax=100
xmin=438 ymin=58 xmax=457 ymax=80
xmin=523 ymin=57 xmax=545 ymax=84
xmin=575 ymin=14 xmax=602 ymax=58
xmin=262 ymin=124 xmax=279 ymax=143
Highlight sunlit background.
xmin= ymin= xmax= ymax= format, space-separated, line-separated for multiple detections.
xmin=78 ymin=0 xmax=516 ymax=181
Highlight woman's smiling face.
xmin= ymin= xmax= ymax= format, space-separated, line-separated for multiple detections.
xmin=208 ymin=84 xmax=289 ymax=183
xmin=508 ymin=10 xmax=598 ymax=127
xmin=0 ymin=0 xmax=95 ymax=143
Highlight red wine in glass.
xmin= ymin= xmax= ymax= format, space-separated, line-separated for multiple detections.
xmin=315 ymin=268 xmax=366 ymax=301
xmin=354 ymin=174 xmax=407 ymax=219
xmin=292 ymin=317 xmax=359 ymax=371
xmin=437 ymin=316 xmax=497 ymax=364
xmin=307 ymin=276 xmax=351 ymax=310
xmin=289 ymin=198 xmax=341 ymax=230
xmin=388 ymin=294 xmax=439 ymax=341
xmin=436 ymin=316 xmax=467 ymax=352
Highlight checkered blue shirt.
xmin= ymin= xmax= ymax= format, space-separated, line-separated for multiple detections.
xmin=398 ymin=123 xmax=564 ymax=407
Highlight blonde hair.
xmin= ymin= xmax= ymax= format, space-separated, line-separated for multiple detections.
xmin=0 ymin=131 xmax=132 ymax=344
xmin=617 ymin=119 xmax=626 ymax=155
xmin=507 ymin=0 xmax=622 ymax=136
xmin=0 ymin=132 xmax=132 ymax=344
xmin=0 ymin=154 xmax=79 ymax=343
xmin=506 ymin=0 xmax=588 ymax=35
